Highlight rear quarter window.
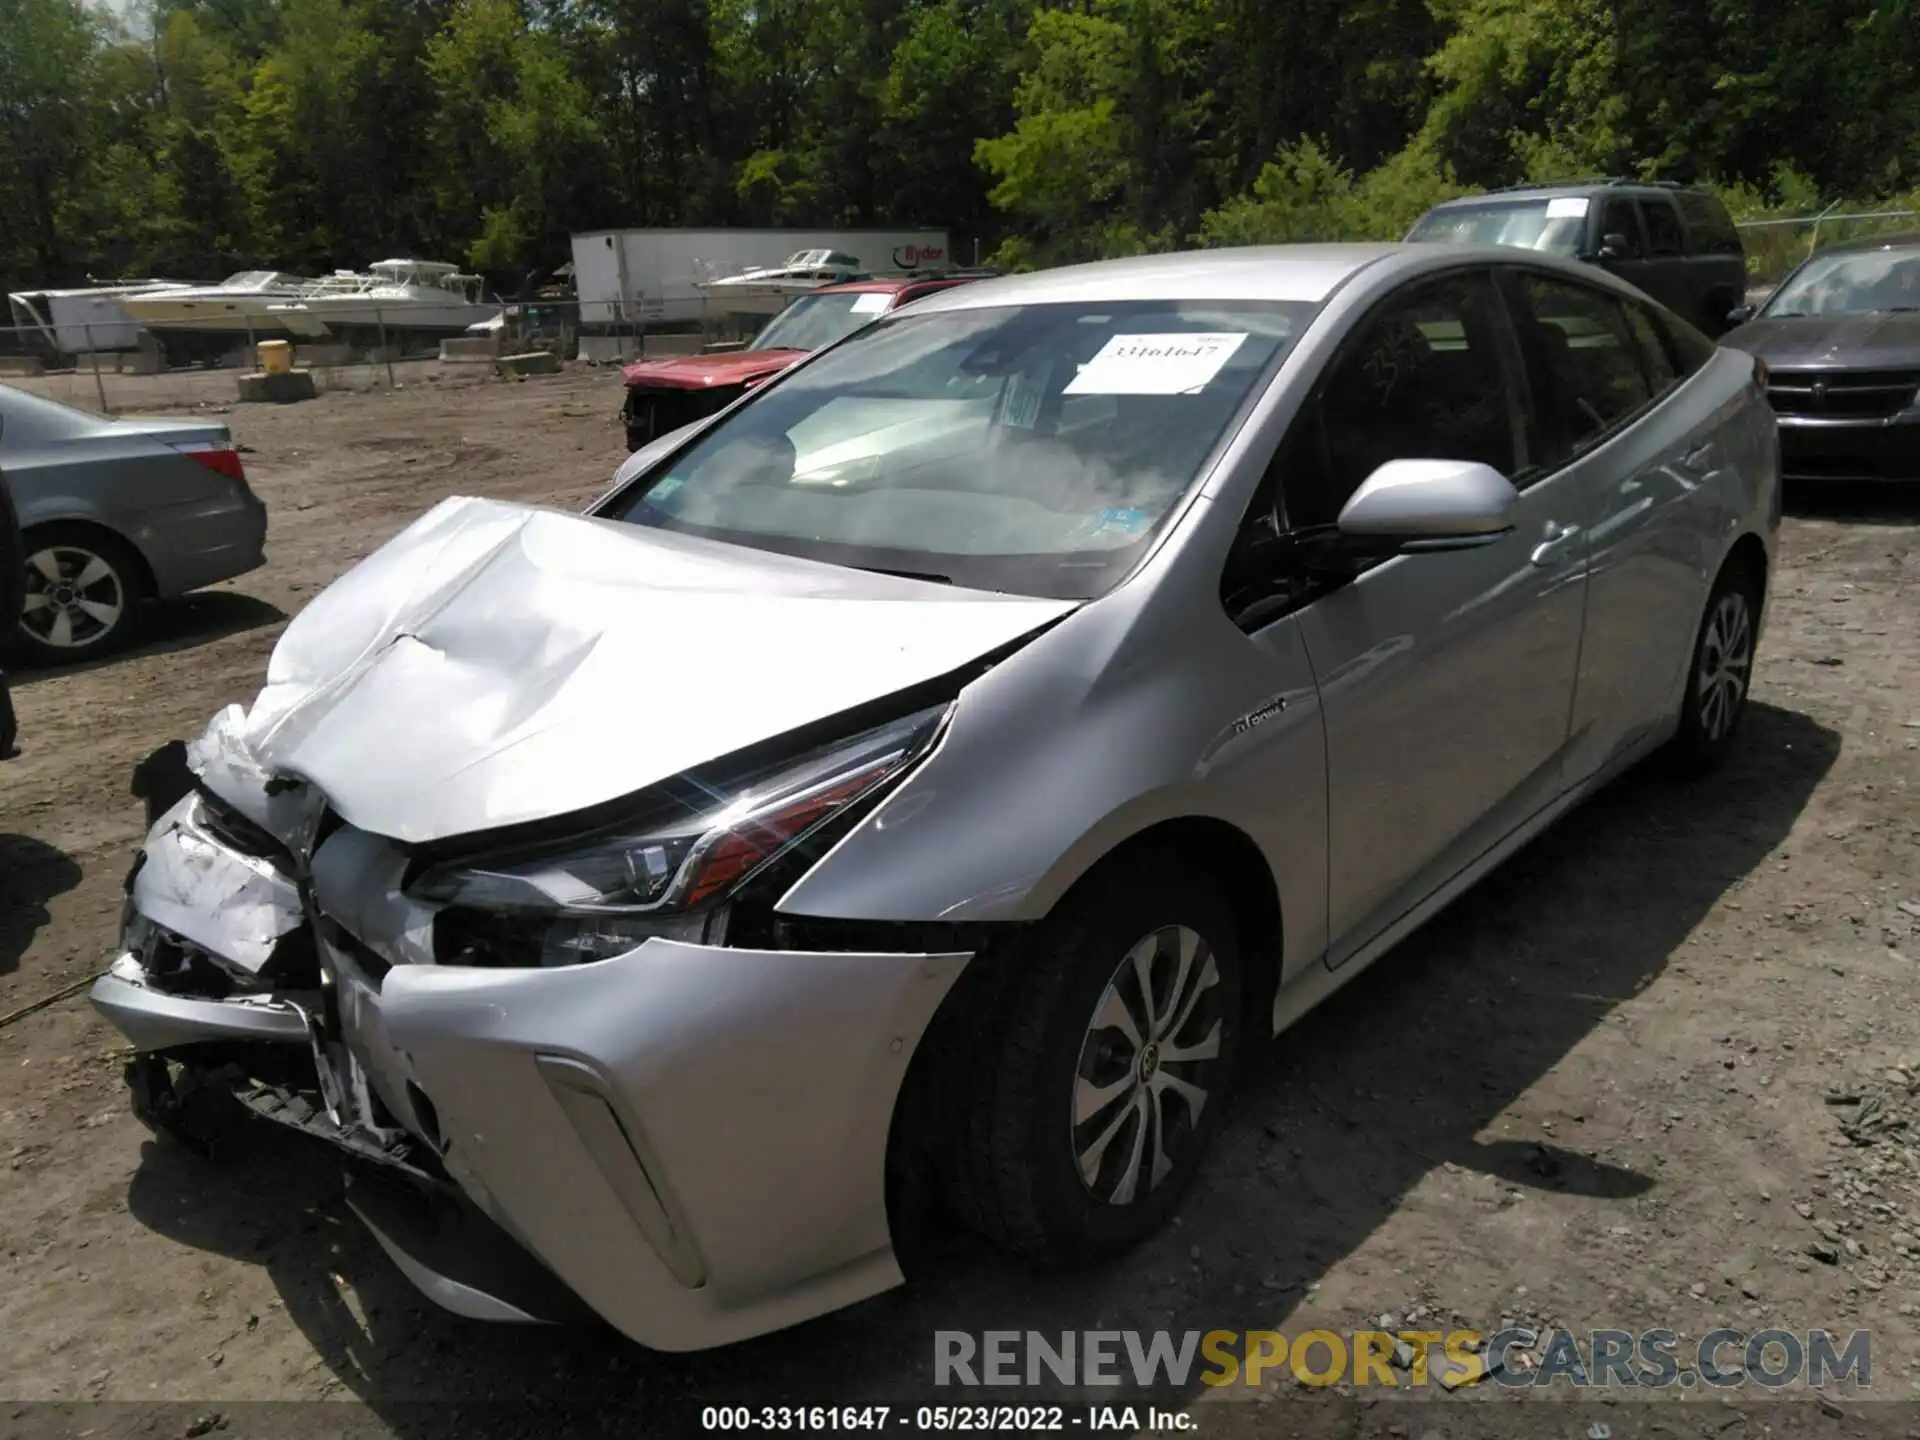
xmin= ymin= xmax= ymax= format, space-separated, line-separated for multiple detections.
xmin=1654 ymin=307 xmax=1720 ymax=376
xmin=1677 ymin=192 xmax=1744 ymax=257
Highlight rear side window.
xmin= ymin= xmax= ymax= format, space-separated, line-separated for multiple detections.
xmin=1656 ymin=309 xmax=1720 ymax=376
xmin=1640 ymin=198 xmax=1685 ymax=258
xmin=1676 ymin=191 xmax=1744 ymax=256
xmin=1621 ymin=300 xmax=1680 ymax=394
xmin=1506 ymin=272 xmax=1653 ymax=466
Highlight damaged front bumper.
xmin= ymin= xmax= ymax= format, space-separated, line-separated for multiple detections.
xmin=93 ymin=721 xmax=973 ymax=1351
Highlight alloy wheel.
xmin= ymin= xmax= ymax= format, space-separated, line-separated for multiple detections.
xmin=1696 ymin=588 xmax=1753 ymax=743
xmin=1071 ymin=924 xmax=1227 ymax=1205
xmin=20 ymin=544 xmax=127 ymax=651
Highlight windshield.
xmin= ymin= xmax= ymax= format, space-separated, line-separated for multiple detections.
xmin=604 ymin=299 xmax=1314 ymax=600
xmin=750 ymin=291 xmax=893 ymax=353
xmin=1407 ymin=199 xmax=1589 ymax=256
xmin=1764 ymin=246 xmax=1920 ymax=316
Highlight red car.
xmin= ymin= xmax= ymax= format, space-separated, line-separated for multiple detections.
xmin=618 ymin=275 xmax=981 ymax=451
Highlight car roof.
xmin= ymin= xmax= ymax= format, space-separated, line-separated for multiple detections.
xmin=814 ymin=276 xmax=969 ymax=296
xmin=1427 ymin=181 xmax=1713 ymax=208
xmin=899 ymin=245 xmax=1409 ymax=312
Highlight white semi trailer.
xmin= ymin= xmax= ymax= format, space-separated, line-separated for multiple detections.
xmin=569 ymin=226 xmax=954 ymax=357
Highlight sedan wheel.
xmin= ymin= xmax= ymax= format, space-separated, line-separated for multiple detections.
xmin=11 ymin=527 xmax=144 ymax=664
xmin=1073 ymin=925 xmax=1228 ymax=1206
xmin=943 ymin=853 xmax=1242 ymax=1267
xmin=1695 ymin=589 xmax=1753 ymax=745
xmin=1666 ymin=557 xmax=1762 ymax=774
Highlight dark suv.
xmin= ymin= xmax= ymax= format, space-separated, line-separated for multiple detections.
xmin=1408 ymin=180 xmax=1748 ymax=336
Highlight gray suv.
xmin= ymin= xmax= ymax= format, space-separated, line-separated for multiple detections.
xmin=1409 ymin=180 xmax=1748 ymax=336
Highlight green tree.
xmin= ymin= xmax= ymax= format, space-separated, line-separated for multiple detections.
xmin=0 ymin=0 xmax=98 ymax=285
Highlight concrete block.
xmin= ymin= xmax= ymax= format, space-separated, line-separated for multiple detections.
xmin=122 ymin=348 xmax=164 ymax=375
xmin=295 ymin=343 xmax=354 ymax=368
xmin=236 ymin=369 xmax=319 ymax=404
xmin=576 ymin=335 xmax=630 ymax=365
xmin=0 ymin=356 xmax=46 ymax=377
xmin=440 ymin=336 xmax=498 ymax=363
xmin=496 ymin=351 xmax=561 ymax=377
xmin=642 ymin=334 xmax=705 ymax=359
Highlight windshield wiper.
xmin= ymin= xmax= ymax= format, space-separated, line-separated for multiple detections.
xmin=859 ymin=566 xmax=956 ymax=585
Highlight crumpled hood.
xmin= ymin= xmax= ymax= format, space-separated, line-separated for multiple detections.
xmin=236 ymin=497 xmax=1076 ymax=844
xmin=619 ymin=349 xmax=805 ymax=391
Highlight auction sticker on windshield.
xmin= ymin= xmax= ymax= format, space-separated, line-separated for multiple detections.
xmin=850 ymin=292 xmax=891 ymax=314
xmin=1065 ymin=332 xmax=1248 ymax=395
xmin=1546 ymin=196 xmax=1590 ymax=218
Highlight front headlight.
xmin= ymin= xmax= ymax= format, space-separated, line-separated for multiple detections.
xmin=410 ymin=702 xmax=951 ymax=965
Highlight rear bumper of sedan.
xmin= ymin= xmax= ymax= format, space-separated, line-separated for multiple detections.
xmin=133 ymin=485 xmax=269 ymax=596
xmin=1774 ymin=411 xmax=1920 ymax=482
xmin=91 ymin=807 xmax=972 ymax=1351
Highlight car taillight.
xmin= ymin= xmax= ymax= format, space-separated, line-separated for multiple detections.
xmin=169 ymin=440 xmax=248 ymax=484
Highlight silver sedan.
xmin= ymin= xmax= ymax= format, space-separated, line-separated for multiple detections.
xmin=0 ymin=382 xmax=267 ymax=662
xmin=90 ymin=244 xmax=1777 ymax=1349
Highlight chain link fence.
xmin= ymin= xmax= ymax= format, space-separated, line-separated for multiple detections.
xmin=1737 ymin=207 xmax=1920 ymax=294
xmin=0 ymin=296 xmax=791 ymax=415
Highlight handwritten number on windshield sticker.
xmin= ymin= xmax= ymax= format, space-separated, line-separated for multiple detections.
xmin=1063 ymin=333 xmax=1249 ymax=396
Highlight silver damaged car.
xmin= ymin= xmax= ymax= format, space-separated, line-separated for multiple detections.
xmin=92 ymin=245 xmax=1779 ymax=1350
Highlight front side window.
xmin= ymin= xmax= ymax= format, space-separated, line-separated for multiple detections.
xmin=1509 ymin=273 xmax=1654 ymax=465
xmin=605 ymin=299 xmax=1314 ymax=600
xmin=1763 ymin=245 xmax=1920 ymax=316
xmin=1278 ymin=273 xmax=1519 ymax=530
xmin=1599 ymin=199 xmax=1645 ymax=258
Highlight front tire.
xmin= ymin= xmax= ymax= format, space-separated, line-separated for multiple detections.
xmin=945 ymin=852 xmax=1242 ymax=1268
xmin=1666 ymin=556 xmax=1761 ymax=775
xmin=10 ymin=524 xmax=146 ymax=665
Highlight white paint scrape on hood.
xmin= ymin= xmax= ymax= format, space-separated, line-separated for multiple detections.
xmin=236 ymin=496 xmax=1076 ymax=844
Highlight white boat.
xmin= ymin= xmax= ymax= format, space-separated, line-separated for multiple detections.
xmin=693 ymin=249 xmax=867 ymax=314
xmin=266 ymin=260 xmax=501 ymax=346
xmin=120 ymin=271 xmax=325 ymax=361
xmin=7 ymin=280 xmax=193 ymax=357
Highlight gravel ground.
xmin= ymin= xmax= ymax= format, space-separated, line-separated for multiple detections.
xmin=0 ymin=367 xmax=1916 ymax=1437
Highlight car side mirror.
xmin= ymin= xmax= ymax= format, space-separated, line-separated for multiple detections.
xmin=1725 ymin=304 xmax=1755 ymax=328
xmin=1598 ymin=231 xmax=1632 ymax=260
xmin=1335 ymin=458 xmax=1519 ymax=552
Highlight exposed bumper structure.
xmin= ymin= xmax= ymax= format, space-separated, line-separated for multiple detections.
xmin=92 ymin=955 xmax=311 ymax=1051
xmin=93 ymin=771 xmax=973 ymax=1351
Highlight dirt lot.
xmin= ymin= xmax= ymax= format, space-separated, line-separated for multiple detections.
xmin=0 ymin=368 xmax=1916 ymax=1437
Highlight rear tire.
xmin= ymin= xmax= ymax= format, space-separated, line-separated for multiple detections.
xmin=1665 ymin=555 xmax=1762 ymax=776
xmin=944 ymin=851 xmax=1242 ymax=1268
xmin=9 ymin=523 xmax=147 ymax=665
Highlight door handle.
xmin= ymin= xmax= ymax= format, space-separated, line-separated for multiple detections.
xmin=1529 ymin=521 xmax=1582 ymax=568
xmin=1678 ymin=442 xmax=1716 ymax=475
